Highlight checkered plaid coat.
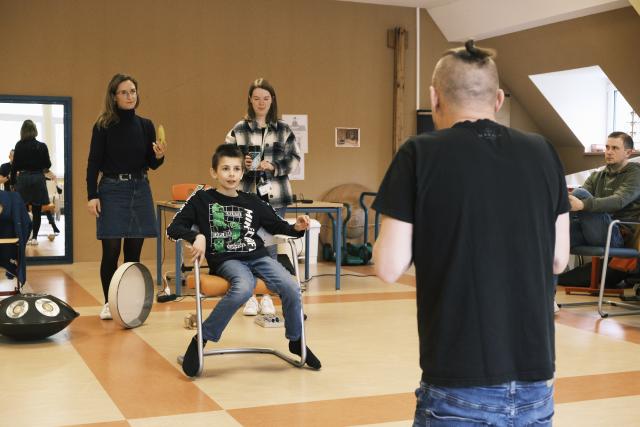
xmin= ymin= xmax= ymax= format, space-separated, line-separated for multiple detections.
xmin=225 ymin=119 xmax=300 ymax=208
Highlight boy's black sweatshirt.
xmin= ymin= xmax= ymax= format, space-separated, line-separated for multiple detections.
xmin=167 ymin=188 xmax=304 ymax=273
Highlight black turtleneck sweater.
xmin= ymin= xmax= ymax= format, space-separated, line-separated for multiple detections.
xmin=86 ymin=108 xmax=164 ymax=200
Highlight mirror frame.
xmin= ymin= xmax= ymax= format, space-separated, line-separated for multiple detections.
xmin=0 ymin=95 xmax=73 ymax=264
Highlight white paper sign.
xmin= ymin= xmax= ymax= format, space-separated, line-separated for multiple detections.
xmin=282 ymin=114 xmax=308 ymax=153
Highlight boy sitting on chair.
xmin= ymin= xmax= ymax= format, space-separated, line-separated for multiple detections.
xmin=167 ymin=144 xmax=321 ymax=377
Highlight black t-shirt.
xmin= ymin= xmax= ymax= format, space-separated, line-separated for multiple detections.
xmin=166 ymin=189 xmax=304 ymax=274
xmin=373 ymin=120 xmax=570 ymax=387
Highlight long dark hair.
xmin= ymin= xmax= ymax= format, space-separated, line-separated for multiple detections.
xmin=20 ymin=119 xmax=38 ymax=141
xmin=96 ymin=73 xmax=140 ymax=129
xmin=245 ymin=78 xmax=278 ymax=125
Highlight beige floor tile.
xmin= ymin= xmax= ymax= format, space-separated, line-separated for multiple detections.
xmin=128 ymin=410 xmax=242 ymax=427
xmin=555 ymin=323 xmax=640 ymax=377
xmin=136 ymin=299 xmax=421 ymax=409
xmin=0 ymin=337 xmax=123 ymax=427
xmin=302 ymin=264 xmax=415 ymax=295
xmin=555 ymin=395 xmax=640 ymax=427
xmin=354 ymin=421 xmax=413 ymax=427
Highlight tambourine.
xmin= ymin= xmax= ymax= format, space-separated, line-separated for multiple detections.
xmin=108 ymin=262 xmax=154 ymax=329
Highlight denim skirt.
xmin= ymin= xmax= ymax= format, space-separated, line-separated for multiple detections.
xmin=15 ymin=171 xmax=50 ymax=206
xmin=96 ymin=176 xmax=158 ymax=239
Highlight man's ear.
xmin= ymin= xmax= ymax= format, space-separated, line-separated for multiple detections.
xmin=494 ymin=89 xmax=505 ymax=113
xmin=209 ymin=167 xmax=216 ymax=181
xmin=429 ymin=86 xmax=439 ymax=112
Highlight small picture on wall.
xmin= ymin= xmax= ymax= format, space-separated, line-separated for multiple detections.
xmin=335 ymin=127 xmax=360 ymax=148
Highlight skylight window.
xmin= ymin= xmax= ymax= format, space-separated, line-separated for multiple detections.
xmin=530 ymin=66 xmax=638 ymax=153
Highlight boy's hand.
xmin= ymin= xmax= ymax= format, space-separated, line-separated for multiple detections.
xmin=294 ymin=215 xmax=311 ymax=231
xmin=190 ymin=234 xmax=206 ymax=264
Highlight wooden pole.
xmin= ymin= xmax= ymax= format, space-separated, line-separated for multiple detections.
xmin=389 ymin=27 xmax=408 ymax=155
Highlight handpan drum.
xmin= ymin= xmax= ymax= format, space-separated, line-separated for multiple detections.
xmin=0 ymin=293 xmax=79 ymax=340
xmin=108 ymin=262 xmax=154 ymax=329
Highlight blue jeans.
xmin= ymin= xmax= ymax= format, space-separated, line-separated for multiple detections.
xmin=201 ymin=256 xmax=302 ymax=342
xmin=413 ymin=380 xmax=554 ymax=426
xmin=570 ymin=188 xmax=623 ymax=248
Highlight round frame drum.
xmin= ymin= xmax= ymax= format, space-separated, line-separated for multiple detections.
xmin=108 ymin=262 xmax=154 ymax=329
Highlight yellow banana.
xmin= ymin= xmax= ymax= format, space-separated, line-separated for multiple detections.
xmin=157 ymin=124 xmax=166 ymax=146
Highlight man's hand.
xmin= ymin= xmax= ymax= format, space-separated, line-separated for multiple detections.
xmin=87 ymin=198 xmax=101 ymax=217
xmin=294 ymin=215 xmax=311 ymax=231
xmin=568 ymin=194 xmax=584 ymax=212
xmin=190 ymin=234 xmax=206 ymax=264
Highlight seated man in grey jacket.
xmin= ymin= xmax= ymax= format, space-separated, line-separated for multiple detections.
xmin=569 ymin=131 xmax=640 ymax=248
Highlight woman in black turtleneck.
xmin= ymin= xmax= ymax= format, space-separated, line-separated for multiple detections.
xmin=86 ymin=73 xmax=166 ymax=320
xmin=13 ymin=119 xmax=52 ymax=245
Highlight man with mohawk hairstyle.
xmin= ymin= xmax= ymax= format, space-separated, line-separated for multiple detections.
xmin=373 ymin=40 xmax=570 ymax=426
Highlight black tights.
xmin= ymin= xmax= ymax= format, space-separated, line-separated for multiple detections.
xmin=30 ymin=204 xmax=42 ymax=240
xmin=100 ymin=238 xmax=144 ymax=303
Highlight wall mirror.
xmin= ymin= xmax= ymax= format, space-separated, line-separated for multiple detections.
xmin=0 ymin=95 xmax=72 ymax=264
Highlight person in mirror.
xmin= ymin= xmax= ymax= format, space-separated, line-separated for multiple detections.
xmin=0 ymin=149 xmax=15 ymax=191
xmin=225 ymin=78 xmax=301 ymax=317
xmin=86 ymin=73 xmax=167 ymax=320
xmin=372 ymin=41 xmax=570 ymax=426
xmin=43 ymin=170 xmax=61 ymax=235
xmin=166 ymin=144 xmax=320 ymax=377
xmin=569 ymin=132 xmax=640 ymax=248
xmin=12 ymin=120 xmax=52 ymax=246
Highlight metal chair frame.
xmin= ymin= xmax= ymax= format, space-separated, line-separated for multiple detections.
xmin=559 ymin=220 xmax=640 ymax=318
xmin=177 ymin=236 xmax=307 ymax=376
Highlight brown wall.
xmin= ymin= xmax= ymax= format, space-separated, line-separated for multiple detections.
xmin=0 ymin=0 xmax=420 ymax=262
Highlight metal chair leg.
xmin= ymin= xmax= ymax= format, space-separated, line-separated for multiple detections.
xmin=177 ymin=238 xmax=307 ymax=376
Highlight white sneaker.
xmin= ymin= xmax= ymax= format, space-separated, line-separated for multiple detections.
xmin=259 ymin=295 xmax=276 ymax=315
xmin=554 ymin=300 xmax=560 ymax=314
xmin=243 ymin=296 xmax=259 ymax=316
xmin=100 ymin=303 xmax=112 ymax=320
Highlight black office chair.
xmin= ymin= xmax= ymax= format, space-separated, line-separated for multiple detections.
xmin=559 ymin=220 xmax=640 ymax=317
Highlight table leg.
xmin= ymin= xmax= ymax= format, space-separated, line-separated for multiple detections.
xmin=156 ymin=205 xmax=162 ymax=287
xmin=175 ymin=241 xmax=182 ymax=296
xmin=304 ymin=228 xmax=310 ymax=281
xmin=335 ymin=207 xmax=342 ymax=290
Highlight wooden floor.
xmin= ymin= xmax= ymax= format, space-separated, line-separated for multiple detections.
xmin=1 ymin=261 xmax=639 ymax=427
xmin=24 ymin=214 xmax=65 ymax=258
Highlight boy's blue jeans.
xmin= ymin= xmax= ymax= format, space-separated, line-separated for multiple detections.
xmin=201 ymin=256 xmax=302 ymax=342
xmin=570 ymin=188 xmax=624 ymax=248
xmin=413 ymin=380 xmax=554 ymax=426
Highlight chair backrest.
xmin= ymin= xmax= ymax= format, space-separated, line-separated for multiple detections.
xmin=171 ymin=183 xmax=201 ymax=202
